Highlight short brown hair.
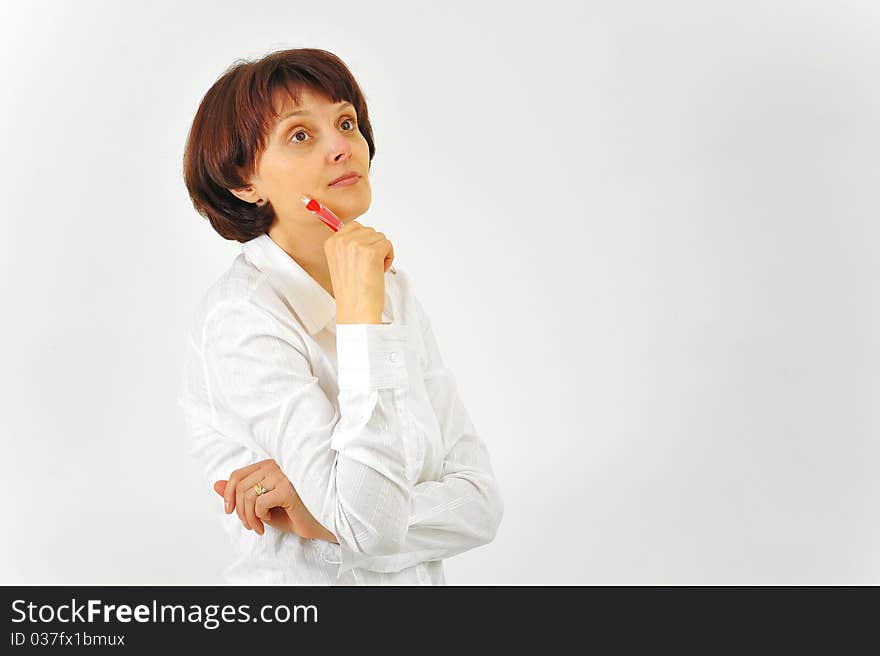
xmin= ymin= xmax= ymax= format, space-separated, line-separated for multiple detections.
xmin=182 ymin=48 xmax=376 ymax=242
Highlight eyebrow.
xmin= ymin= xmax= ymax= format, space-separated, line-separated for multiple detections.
xmin=274 ymin=101 xmax=354 ymax=132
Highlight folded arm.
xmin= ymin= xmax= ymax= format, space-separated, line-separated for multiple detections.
xmin=200 ymin=300 xmax=418 ymax=575
xmin=348 ymin=280 xmax=505 ymax=573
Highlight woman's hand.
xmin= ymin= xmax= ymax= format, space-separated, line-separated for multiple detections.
xmin=213 ymin=459 xmax=338 ymax=542
xmin=324 ymin=219 xmax=395 ymax=324
xmin=383 ymin=244 xmax=394 ymax=274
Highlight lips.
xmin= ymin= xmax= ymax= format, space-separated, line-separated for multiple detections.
xmin=328 ymin=172 xmax=360 ymax=186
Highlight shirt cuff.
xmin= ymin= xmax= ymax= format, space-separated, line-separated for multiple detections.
xmin=336 ymin=323 xmax=409 ymax=390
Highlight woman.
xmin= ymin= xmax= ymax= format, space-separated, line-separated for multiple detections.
xmin=178 ymin=48 xmax=503 ymax=585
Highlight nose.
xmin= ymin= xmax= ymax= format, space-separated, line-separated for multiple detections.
xmin=328 ymin=133 xmax=352 ymax=163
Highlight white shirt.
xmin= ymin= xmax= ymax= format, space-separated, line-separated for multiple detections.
xmin=177 ymin=233 xmax=504 ymax=585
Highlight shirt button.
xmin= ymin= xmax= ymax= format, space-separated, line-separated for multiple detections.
xmin=389 ymin=352 xmax=399 ymax=363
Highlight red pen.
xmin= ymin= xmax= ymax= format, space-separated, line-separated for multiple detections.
xmin=301 ymin=194 xmax=396 ymax=273
xmin=301 ymin=195 xmax=343 ymax=231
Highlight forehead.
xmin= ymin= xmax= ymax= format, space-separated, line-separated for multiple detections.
xmin=272 ymin=86 xmax=336 ymax=115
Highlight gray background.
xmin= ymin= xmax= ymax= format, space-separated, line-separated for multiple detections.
xmin=1 ymin=0 xmax=877 ymax=584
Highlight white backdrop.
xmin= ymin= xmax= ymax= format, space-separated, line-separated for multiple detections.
xmin=1 ymin=0 xmax=878 ymax=584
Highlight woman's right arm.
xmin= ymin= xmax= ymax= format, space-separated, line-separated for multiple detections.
xmin=202 ymin=298 xmax=416 ymax=575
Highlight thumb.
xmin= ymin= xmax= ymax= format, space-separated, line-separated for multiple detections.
xmin=213 ymin=480 xmax=227 ymax=496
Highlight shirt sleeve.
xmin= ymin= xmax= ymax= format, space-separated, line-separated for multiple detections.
xmin=202 ymin=299 xmax=416 ymax=574
xmin=347 ymin=291 xmax=505 ymax=574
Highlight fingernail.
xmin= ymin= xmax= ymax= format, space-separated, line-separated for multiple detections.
xmin=224 ymin=501 xmax=230 ymax=513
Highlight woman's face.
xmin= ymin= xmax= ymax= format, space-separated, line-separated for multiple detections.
xmin=233 ymin=87 xmax=372 ymax=226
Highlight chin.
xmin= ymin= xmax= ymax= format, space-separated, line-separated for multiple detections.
xmin=334 ymin=186 xmax=371 ymax=217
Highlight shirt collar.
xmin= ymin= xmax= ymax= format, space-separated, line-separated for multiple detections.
xmin=241 ymin=233 xmax=392 ymax=335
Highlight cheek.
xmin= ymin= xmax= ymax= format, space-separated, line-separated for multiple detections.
xmin=273 ymin=159 xmax=310 ymax=185
xmin=356 ymin=135 xmax=371 ymax=160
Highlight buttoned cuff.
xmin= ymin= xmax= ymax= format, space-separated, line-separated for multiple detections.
xmin=336 ymin=323 xmax=409 ymax=390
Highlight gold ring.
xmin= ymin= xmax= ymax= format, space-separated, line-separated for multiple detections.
xmin=253 ymin=483 xmax=267 ymax=496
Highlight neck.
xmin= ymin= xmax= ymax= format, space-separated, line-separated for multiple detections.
xmin=267 ymin=219 xmax=335 ymax=298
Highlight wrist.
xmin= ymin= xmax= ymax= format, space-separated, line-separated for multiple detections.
xmin=336 ymin=312 xmax=382 ymax=324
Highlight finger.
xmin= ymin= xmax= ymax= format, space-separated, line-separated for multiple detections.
xmin=375 ymin=238 xmax=393 ymax=263
xmin=241 ymin=475 xmax=271 ymax=533
xmin=224 ymin=461 xmax=264 ymax=514
xmin=235 ymin=466 xmax=266 ymax=529
xmin=354 ymin=236 xmax=390 ymax=263
xmin=384 ymin=243 xmax=394 ymax=272
xmin=252 ymin=471 xmax=287 ymax=534
xmin=337 ymin=219 xmax=362 ymax=235
xmin=235 ymin=479 xmax=248 ymax=529
xmin=254 ymin=487 xmax=286 ymax=525
xmin=214 ymin=480 xmax=226 ymax=497
xmin=360 ymin=230 xmax=386 ymax=246
xmin=225 ymin=459 xmax=274 ymax=513
xmin=236 ymin=473 xmax=262 ymax=530
xmin=239 ymin=467 xmax=280 ymax=532
xmin=344 ymin=223 xmax=380 ymax=242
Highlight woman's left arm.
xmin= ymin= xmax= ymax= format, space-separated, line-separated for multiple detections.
xmin=219 ymin=275 xmax=504 ymax=572
xmin=219 ymin=310 xmax=504 ymax=570
xmin=345 ymin=295 xmax=504 ymax=572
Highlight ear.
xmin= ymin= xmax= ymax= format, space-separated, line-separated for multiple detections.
xmin=228 ymin=184 xmax=262 ymax=205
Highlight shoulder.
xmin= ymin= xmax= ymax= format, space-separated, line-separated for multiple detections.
xmin=188 ymin=254 xmax=259 ymax=322
xmin=187 ymin=255 xmax=306 ymax=352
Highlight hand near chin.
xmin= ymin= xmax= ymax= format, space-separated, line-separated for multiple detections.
xmin=213 ymin=459 xmax=338 ymax=543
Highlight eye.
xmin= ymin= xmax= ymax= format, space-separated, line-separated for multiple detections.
xmin=288 ymin=116 xmax=357 ymax=144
